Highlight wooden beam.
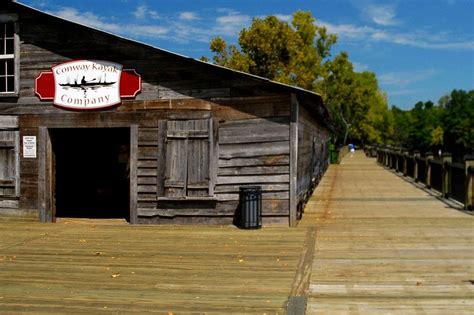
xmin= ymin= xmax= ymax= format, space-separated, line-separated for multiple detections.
xmin=289 ymin=94 xmax=299 ymax=227
xmin=38 ymin=127 xmax=53 ymax=222
xmin=129 ymin=125 xmax=138 ymax=224
xmin=156 ymin=120 xmax=167 ymax=198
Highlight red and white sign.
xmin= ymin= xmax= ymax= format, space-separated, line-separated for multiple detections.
xmin=35 ymin=60 xmax=141 ymax=110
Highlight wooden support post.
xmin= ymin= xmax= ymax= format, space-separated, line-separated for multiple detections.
xmin=38 ymin=127 xmax=54 ymax=223
xmin=464 ymin=155 xmax=474 ymax=211
xmin=441 ymin=152 xmax=452 ymax=198
xmin=289 ymin=94 xmax=299 ymax=227
xmin=413 ymin=150 xmax=420 ymax=182
xmin=425 ymin=152 xmax=434 ymax=189
xmin=403 ymin=151 xmax=409 ymax=176
xmin=129 ymin=125 xmax=138 ymax=224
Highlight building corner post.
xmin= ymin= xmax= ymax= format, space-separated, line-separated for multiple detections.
xmin=289 ymin=94 xmax=299 ymax=227
xmin=129 ymin=125 xmax=138 ymax=224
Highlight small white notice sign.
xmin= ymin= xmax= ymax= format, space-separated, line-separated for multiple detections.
xmin=23 ymin=136 xmax=37 ymax=158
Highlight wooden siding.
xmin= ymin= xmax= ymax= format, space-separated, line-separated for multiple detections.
xmin=0 ymin=4 xmax=333 ymax=225
xmin=296 ymin=104 xmax=329 ymax=205
xmin=0 ymin=116 xmax=19 ymax=208
xmin=216 ymin=116 xmax=290 ymax=216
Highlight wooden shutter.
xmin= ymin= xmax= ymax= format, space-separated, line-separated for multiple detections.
xmin=162 ymin=119 xmax=211 ymax=198
xmin=186 ymin=119 xmax=210 ymax=197
xmin=0 ymin=116 xmax=19 ymax=198
xmin=164 ymin=120 xmax=188 ymax=197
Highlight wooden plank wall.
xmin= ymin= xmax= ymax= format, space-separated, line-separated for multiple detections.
xmin=0 ymin=5 xmax=310 ymax=224
xmin=212 ymin=95 xmax=291 ymax=222
xmin=296 ymin=104 xmax=330 ymax=206
xmin=15 ymin=111 xmax=204 ymax=214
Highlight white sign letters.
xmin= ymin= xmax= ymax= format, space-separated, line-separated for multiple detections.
xmin=52 ymin=60 xmax=123 ymax=110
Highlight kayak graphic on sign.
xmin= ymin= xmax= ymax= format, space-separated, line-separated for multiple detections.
xmin=35 ymin=60 xmax=141 ymax=110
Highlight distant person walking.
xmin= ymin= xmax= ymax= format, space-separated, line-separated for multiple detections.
xmin=349 ymin=143 xmax=355 ymax=157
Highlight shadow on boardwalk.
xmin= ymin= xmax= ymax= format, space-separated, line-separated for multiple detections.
xmin=301 ymin=151 xmax=474 ymax=314
xmin=0 ymin=151 xmax=472 ymax=314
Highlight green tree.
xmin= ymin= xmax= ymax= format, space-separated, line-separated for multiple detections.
xmin=390 ymin=106 xmax=412 ymax=147
xmin=206 ymin=10 xmax=392 ymax=147
xmin=443 ymin=89 xmax=474 ymax=155
xmin=208 ymin=11 xmax=336 ymax=91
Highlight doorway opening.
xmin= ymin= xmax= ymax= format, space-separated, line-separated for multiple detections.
xmin=52 ymin=128 xmax=130 ymax=220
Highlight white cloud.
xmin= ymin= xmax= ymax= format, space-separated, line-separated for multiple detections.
xmin=133 ymin=5 xmax=147 ymax=19
xmin=353 ymin=61 xmax=368 ymax=72
xmin=379 ymin=69 xmax=438 ymax=86
xmin=320 ymin=20 xmax=473 ymax=51
xmin=274 ymin=14 xmax=292 ymax=22
xmin=320 ymin=20 xmax=375 ymax=39
xmin=217 ymin=14 xmax=250 ymax=25
xmin=133 ymin=5 xmax=160 ymax=20
xmin=179 ymin=12 xmax=198 ymax=21
xmin=216 ymin=13 xmax=251 ymax=36
xmin=52 ymin=7 xmax=168 ymax=39
xmin=367 ymin=4 xmax=399 ymax=26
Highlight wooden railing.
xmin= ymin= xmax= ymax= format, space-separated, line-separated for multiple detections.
xmin=364 ymin=145 xmax=474 ymax=211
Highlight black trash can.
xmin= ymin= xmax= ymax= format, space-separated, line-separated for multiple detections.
xmin=239 ymin=186 xmax=262 ymax=229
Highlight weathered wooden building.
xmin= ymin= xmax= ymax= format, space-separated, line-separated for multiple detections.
xmin=0 ymin=1 xmax=332 ymax=226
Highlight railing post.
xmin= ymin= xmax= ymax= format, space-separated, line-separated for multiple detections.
xmin=413 ymin=150 xmax=420 ymax=182
xmin=403 ymin=151 xmax=409 ymax=176
xmin=441 ymin=152 xmax=452 ymax=198
xmin=426 ymin=152 xmax=434 ymax=189
xmin=465 ymin=155 xmax=474 ymax=211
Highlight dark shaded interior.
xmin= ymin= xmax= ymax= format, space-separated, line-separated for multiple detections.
xmin=53 ymin=128 xmax=130 ymax=220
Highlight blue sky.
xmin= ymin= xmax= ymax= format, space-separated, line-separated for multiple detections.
xmin=21 ymin=0 xmax=473 ymax=109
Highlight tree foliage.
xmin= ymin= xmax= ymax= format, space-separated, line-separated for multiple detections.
xmin=209 ymin=11 xmax=336 ymax=91
xmin=387 ymin=89 xmax=473 ymax=159
xmin=206 ymin=11 xmax=391 ymax=147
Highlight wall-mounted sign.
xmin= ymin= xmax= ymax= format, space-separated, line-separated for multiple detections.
xmin=23 ymin=136 xmax=37 ymax=158
xmin=35 ymin=60 xmax=141 ymax=110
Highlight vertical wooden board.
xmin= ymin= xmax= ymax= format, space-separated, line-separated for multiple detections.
xmin=37 ymin=127 xmax=46 ymax=222
xmin=0 ymin=149 xmax=8 ymax=181
xmin=165 ymin=120 xmax=187 ymax=197
xmin=187 ymin=120 xmax=210 ymax=197
xmin=156 ymin=120 xmax=167 ymax=197
xmin=209 ymin=118 xmax=218 ymax=196
xmin=129 ymin=125 xmax=138 ymax=224
xmin=289 ymin=94 xmax=298 ymax=227
xmin=0 ymin=131 xmax=16 ymax=185
xmin=14 ymin=130 xmax=20 ymax=197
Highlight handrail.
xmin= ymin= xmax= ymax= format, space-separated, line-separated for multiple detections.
xmin=369 ymin=145 xmax=474 ymax=211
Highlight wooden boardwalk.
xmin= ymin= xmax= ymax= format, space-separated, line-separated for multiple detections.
xmin=302 ymin=151 xmax=474 ymax=314
xmin=0 ymin=217 xmax=307 ymax=313
xmin=0 ymin=151 xmax=472 ymax=313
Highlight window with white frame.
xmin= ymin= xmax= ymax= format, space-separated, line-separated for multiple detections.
xmin=0 ymin=19 xmax=16 ymax=94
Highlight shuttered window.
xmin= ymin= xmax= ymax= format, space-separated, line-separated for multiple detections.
xmin=162 ymin=119 xmax=213 ymax=198
xmin=0 ymin=129 xmax=19 ymax=197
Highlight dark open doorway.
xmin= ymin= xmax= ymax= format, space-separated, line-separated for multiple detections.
xmin=52 ymin=128 xmax=130 ymax=220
